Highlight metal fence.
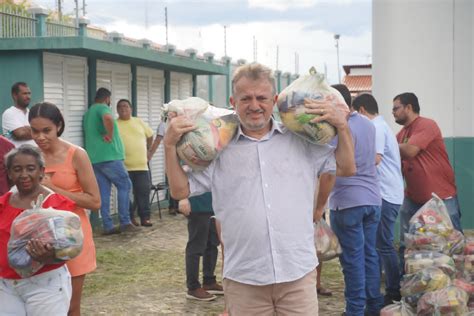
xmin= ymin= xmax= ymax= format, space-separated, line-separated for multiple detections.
xmin=0 ymin=6 xmax=35 ymax=38
xmin=46 ymin=20 xmax=78 ymax=37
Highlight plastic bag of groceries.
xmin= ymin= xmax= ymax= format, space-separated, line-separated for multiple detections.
xmin=401 ymin=267 xmax=451 ymax=300
xmin=164 ymin=97 xmax=239 ymax=171
xmin=454 ymin=278 xmax=474 ymax=298
xmin=465 ymin=237 xmax=474 ymax=255
xmin=314 ymin=220 xmax=342 ymax=261
xmin=404 ymin=251 xmax=455 ymax=276
xmin=453 ymin=254 xmax=474 ymax=282
xmin=417 ymin=286 xmax=469 ymax=316
xmin=8 ymin=194 xmax=83 ymax=277
xmin=447 ymin=230 xmax=465 ymax=256
xmin=404 ymin=231 xmax=448 ymax=253
xmin=408 ymin=193 xmax=453 ymax=237
xmin=380 ymin=300 xmax=416 ymax=316
xmin=276 ymin=67 xmax=344 ymax=145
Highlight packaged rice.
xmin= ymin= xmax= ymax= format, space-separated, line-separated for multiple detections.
xmin=8 ymin=194 xmax=83 ymax=277
xmin=277 ymin=67 xmax=344 ymax=145
xmin=380 ymin=300 xmax=416 ymax=316
xmin=164 ymin=97 xmax=239 ymax=170
xmin=417 ymin=286 xmax=469 ymax=316
xmin=314 ymin=220 xmax=342 ymax=261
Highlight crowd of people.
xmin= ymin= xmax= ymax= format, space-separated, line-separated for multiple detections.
xmin=0 ymin=61 xmax=463 ymax=316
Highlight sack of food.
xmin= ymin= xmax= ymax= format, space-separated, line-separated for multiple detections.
xmin=277 ymin=67 xmax=344 ymax=144
xmin=401 ymin=267 xmax=451 ymax=298
xmin=453 ymin=254 xmax=474 ymax=282
xmin=464 ymin=237 xmax=474 ymax=255
xmin=380 ymin=300 xmax=416 ymax=316
xmin=447 ymin=230 xmax=465 ymax=255
xmin=8 ymin=194 xmax=83 ymax=277
xmin=164 ymin=97 xmax=239 ymax=170
xmin=314 ymin=220 xmax=342 ymax=261
xmin=404 ymin=251 xmax=455 ymax=276
xmin=408 ymin=193 xmax=453 ymax=237
xmin=417 ymin=286 xmax=469 ymax=316
xmin=405 ymin=231 xmax=448 ymax=253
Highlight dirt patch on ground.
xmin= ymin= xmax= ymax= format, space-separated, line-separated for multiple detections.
xmin=82 ymin=211 xmax=347 ymax=315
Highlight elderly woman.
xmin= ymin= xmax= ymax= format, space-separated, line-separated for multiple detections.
xmin=0 ymin=145 xmax=75 ymax=315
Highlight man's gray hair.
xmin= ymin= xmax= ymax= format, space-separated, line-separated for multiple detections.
xmin=232 ymin=63 xmax=276 ymax=96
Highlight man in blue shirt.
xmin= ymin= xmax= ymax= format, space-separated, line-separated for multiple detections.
xmin=353 ymin=93 xmax=404 ymax=306
xmin=325 ymin=85 xmax=383 ymax=316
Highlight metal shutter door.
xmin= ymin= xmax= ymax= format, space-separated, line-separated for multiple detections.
xmin=136 ymin=67 xmax=165 ymax=189
xmin=43 ymin=53 xmax=87 ymax=147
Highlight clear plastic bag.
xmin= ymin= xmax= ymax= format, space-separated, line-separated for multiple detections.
xmin=408 ymin=193 xmax=453 ymax=237
xmin=164 ymin=97 xmax=239 ymax=170
xmin=464 ymin=237 xmax=474 ymax=255
xmin=401 ymin=267 xmax=451 ymax=298
xmin=380 ymin=300 xmax=416 ymax=316
xmin=417 ymin=286 xmax=469 ymax=316
xmin=8 ymin=194 xmax=83 ymax=277
xmin=404 ymin=251 xmax=455 ymax=276
xmin=453 ymin=254 xmax=474 ymax=282
xmin=314 ymin=220 xmax=342 ymax=261
xmin=277 ymin=67 xmax=344 ymax=144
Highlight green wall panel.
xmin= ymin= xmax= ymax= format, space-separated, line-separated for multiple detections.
xmin=0 ymin=51 xmax=43 ymax=130
xmin=451 ymin=137 xmax=474 ymax=229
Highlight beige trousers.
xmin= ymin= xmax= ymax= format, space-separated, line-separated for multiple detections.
xmin=223 ymin=269 xmax=318 ymax=316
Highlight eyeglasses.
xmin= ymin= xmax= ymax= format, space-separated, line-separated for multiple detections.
xmin=392 ymin=105 xmax=403 ymax=112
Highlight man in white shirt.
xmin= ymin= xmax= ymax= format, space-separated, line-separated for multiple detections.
xmin=164 ymin=63 xmax=356 ymax=315
xmin=2 ymin=82 xmax=36 ymax=147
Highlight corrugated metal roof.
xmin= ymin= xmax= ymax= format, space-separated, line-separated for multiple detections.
xmin=342 ymin=75 xmax=372 ymax=93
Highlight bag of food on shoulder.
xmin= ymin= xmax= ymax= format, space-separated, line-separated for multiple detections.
xmin=8 ymin=194 xmax=84 ymax=278
xmin=164 ymin=97 xmax=239 ymax=170
xmin=314 ymin=220 xmax=342 ymax=261
xmin=277 ymin=67 xmax=345 ymax=145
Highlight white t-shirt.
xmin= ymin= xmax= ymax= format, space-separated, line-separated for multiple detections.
xmin=2 ymin=106 xmax=36 ymax=147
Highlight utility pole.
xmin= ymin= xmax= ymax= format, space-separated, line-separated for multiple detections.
xmin=224 ymin=25 xmax=227 ymax=57
xmin=57 ymin=0 xmax=62 ymax=20
xmin=74 ymin=0 xmax=79 ymax=27
xmin=276 ymin=45 xmax=279 ymax=70
xmin=294 ymin=52 xmax=299 ymax=75
xmin=82 ymin=0 xmax=87 ymax=16
xmin=334 ymin=34 xmax=341 ymax=83
xmin=165 ymin=7 xmax=169 ymax=45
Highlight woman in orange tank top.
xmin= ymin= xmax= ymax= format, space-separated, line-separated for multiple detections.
xmin=29 ymin=102 xmax=101 ymax=316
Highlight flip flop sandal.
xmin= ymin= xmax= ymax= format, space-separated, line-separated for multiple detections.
xmin=317 ymin=287 xmax=333 ymax=296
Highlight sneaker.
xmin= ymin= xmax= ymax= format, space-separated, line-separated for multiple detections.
xmin=120 ymin=223 xmax=141 ymax=233
xmin=186 ymin=288 xmax=217 ymax=301
xmin=102 ymin=227 xmax=121 ymax=236
xmin=203 ymin=283 xmax=224 ymax=295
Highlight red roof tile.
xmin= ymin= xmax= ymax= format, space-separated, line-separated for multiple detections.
xmin=342 ymin=75 xmax=372 ymax=93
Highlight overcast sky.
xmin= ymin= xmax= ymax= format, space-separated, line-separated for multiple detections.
xmin=34 ymin=0 xmax=372 ymax=84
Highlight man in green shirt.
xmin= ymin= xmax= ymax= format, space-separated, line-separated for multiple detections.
xmin=83 ymin=88 xmax=138 ymax=234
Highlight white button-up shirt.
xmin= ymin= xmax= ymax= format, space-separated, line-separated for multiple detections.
xmin=189 ymin=120 xmax=336 ymax=285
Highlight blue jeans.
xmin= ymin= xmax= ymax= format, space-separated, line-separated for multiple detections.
xmin=330 ymin=205 xmax=383 ymax=316
xmin=376 ymin=199 xmax=401 ymax=298
xmin=398 ymin=195 xmax=462 ymax=274
xmin=93 ymin=160 xmax=132 ymax=231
